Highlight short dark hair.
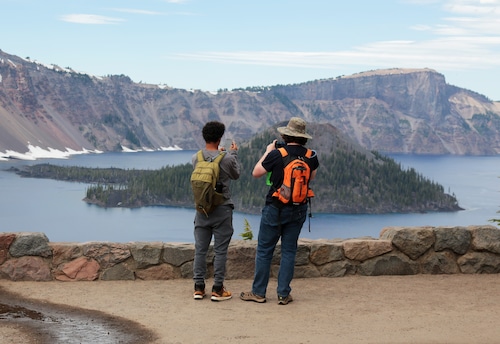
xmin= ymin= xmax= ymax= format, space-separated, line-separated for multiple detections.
xmin=202 ymin=121 xmax=225 ymax=143
xmin=281 ymin=134 xmax=307 ymax=146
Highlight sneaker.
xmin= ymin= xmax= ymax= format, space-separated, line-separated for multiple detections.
xmin=278 ymin=294 xmax=293 ymax=305
xmin=193 ymin=282 xmax=205 ymax=300
xmin=240 ymin=291 xmax=266 ymax=303
xmin=211 ymin=285 xmax=232 ymax=301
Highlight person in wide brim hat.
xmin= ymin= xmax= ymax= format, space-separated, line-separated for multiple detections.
xmin=277 ymin=117 xmax=312 ymax=139
xmin=241 ymin=116 xmax=319 ymax=305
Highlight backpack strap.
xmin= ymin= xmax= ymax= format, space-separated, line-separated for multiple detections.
xmin=213 ymin=152 xmax=226 ymax=164
xmin=196 ymin=150 xmax=204 ymax=163
xmin=278 ymin=147 xmax=313 ymax=160
xmin=277 ymin=147 xmax=288 ymax=158
xmin=305 ymin=149 xmax=313 ymax=158
xmin=196 ymin=150 xmax=226 ymax=163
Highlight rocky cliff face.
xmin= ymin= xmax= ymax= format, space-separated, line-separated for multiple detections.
xmin=1 ymin=50 xmax=499 ymax=155
xmin=270 ymin=69 xmax=500 ymax=154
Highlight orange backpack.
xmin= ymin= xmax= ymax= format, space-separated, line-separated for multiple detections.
xmin=272 ymin=147 xmax=315 ymax=205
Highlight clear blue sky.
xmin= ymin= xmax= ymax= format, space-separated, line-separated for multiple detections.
xmin=2 ymin=0 xmax=500 ymax=100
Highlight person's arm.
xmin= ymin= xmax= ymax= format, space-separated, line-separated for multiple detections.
xmin=226 ymin=141 xmax=240 ymax=180
xmin=310 ymin=169 xmax=317 ymax=181
xmin=252 ymin=140 xmax=276 ymax=178
xmin=309 ymin=151 xmax=319 ymax=181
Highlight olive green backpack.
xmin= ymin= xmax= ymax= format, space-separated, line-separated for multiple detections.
xmin=190 ymin=151 xmax=226 ymax=216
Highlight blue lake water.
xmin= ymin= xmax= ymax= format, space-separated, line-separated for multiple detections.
xmin=0 ymin=151 xmax=499 ymax=243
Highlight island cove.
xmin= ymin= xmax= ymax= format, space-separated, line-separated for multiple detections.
xmin=11 ymin=123 xmax=462 ymax=215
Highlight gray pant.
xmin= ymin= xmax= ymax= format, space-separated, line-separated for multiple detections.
xmin=193 ymin=205 xmax=234 ymax=286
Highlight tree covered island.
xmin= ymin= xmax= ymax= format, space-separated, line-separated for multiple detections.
xmin=11 ymin=123 xmax=462 ymax=215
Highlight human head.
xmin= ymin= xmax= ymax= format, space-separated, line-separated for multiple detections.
xmin=281 ymin=134 xmax=308 ymax=145
xmin=277 ymin=117 xmax=312 ymax=145
xmin=202 ymin=121 xmax=225 ymax=144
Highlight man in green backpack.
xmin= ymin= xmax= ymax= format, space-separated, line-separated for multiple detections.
xmin=191 ymin=121 xmax=240 ymax=301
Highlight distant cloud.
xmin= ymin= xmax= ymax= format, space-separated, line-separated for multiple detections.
xmin=169 ymin=0 xmax=500 ymax=73
xmin=402 ymin=0 xmax=441 ymax=4
xmin=170 ymin=34 xmax=500 ymax=71
xmin=60 ymin=14 xmax=124 ymax=25
xmin=111 ymin=8 xmax=164 ymax=15
xmin=445 ymin=1 xmax=500 ymax=16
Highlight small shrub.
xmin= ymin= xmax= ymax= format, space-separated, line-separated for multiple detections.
xmin=239 ymin=218 xmax=253 ymax=240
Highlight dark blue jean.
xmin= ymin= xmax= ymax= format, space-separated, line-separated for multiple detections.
xmin=252 ymin=203 xmax=307 ymax=297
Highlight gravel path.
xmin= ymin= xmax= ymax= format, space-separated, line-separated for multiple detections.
xmin=1 ymin=275 xmax=500 ymax=344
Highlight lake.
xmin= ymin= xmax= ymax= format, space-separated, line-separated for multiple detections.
xmin=0 ymin=151 xmax=498 ymax=243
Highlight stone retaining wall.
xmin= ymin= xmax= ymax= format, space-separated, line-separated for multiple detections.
xmin=1 ymin=225 xmax=500 ymax=281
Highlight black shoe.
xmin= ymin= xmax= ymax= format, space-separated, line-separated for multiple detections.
xmin=193 ymin=282 xmax=205 ymax=300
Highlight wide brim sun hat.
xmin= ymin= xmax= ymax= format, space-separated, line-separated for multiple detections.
xmin=277 ymin=117 xmax=312 ymax=139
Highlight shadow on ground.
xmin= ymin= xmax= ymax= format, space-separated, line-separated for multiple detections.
xmin=0 ymin=286 xmax=157 ymax=344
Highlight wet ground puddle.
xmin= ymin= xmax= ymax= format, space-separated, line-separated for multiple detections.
xmin=0 ymin=288 xmax=156 ymax=344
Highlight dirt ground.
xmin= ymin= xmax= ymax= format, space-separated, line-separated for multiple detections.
xmin=1 ymin=274 xmax=500 ymax=344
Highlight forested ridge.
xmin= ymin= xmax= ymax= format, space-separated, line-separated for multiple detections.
xmin=11 ymin=123 xmax=462 ymax=214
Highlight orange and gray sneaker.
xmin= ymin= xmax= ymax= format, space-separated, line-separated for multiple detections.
xmin=193 ymin=282 xmax=205 ymax=300
xmin=211 ymin=285 xmax=232 ymax=301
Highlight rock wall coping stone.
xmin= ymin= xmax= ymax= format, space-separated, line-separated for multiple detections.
xmin=1 ymin=225 xmax=499 ymax=282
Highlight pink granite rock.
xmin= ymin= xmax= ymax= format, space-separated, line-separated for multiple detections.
xmin=0 ymin=233 xmax=16 ymax=265
xmin=55 ymin=256 xmax=100 ymax=281
xmin=0 ymin=256 xmax=52 ymax=281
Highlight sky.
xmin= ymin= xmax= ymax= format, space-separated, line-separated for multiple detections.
xmin=1 ymin=0 xmax=500 ymax=100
